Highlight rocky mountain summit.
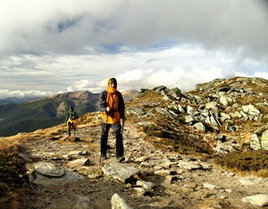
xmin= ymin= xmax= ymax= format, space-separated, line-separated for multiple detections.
xmin=1 ymin=76 xmax=268 ymax=209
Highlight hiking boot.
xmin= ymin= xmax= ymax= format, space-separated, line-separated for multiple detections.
xmin=117 ymin=156 xmax=125 ymax=163
xmin=101 ymin=155 xmax=108 ymax=161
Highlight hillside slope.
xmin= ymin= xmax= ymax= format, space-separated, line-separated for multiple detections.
xmin=0 ymin=91 xmax=99 ymax=136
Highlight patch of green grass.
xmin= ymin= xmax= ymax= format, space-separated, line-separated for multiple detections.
xmin=214 ymin=150 xmax=268 ymax=176
xmin=261 ymin=117 xmax=268 ymax=124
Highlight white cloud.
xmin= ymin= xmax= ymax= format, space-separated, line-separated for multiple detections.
xmin=254 ymin=72 xmax=268 ymax=80
xmin=0 ymin=89 xmax=53 ymax=99
xmin=0 ymin=1 xmax=268 ymax=99
xmin=1 ymin=1 xmax=268 ymax=57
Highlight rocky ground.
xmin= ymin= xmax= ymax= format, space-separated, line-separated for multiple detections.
xmin=12 ymin=114 xmax=268 ymax=209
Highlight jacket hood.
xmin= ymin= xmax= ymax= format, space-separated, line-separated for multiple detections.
xmin=106 ymin=77 xmax=117 ymax=92
xmin=107 ymin=77 xmax=117 ymax=86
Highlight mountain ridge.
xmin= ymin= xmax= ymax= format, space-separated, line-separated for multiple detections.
xmin=0 ymin=91 xmax=99 ymax=136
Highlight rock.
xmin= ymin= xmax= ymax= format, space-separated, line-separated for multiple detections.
xmin=134 ymin=187 xmax=146 ymax=196
xmin=199 ymin=162 xmax=213 ymax=170
xmin=102 ymin=163 xmax=140 ymax=183
xmin=153 ymin=85 xmax=168 ymax=92
xmin=261 ymin=130 xmax=268 ymax=150
xmin=205 ymin=112 xmax=221 ymax=126
xmin=193 ymin=122 xmax=206 ymax=132
xmin=213 ymin=140 xmax=234 ymax=153
xmin=242 ymin=194 xmax=268 ymax=207
xmin=173 ymin=102 xmax=185 ymax=113
xmin=185 ymin=115 xmax=195 ymax=124
xmin=220 ymin=112 xmax=231 ymax=122
xmin=155 ymin=107 xmax=170 ymax=115
xmin=111 ymin=193 xmax=133 ymax=209
xmin=169 ymin=87 xmax=182 ymax=98
xmin=154 ymin=170 xmax=171 ymax=176
xmin=127 ymin=107 xmax=146 ymax=116
xmin=67 ymin=158 xmax=89 ymax=170
xmin=225 ymin=121 xmax=236 ymax=132
xmin=242 ymin=104 xmax=260 ymax=117
xmin=31 ymin=169 xmax=85 ymax=186
xmin=186 ymin=105 xmax=195 ymax=114
xmin=135 ymin=156 xmax=150 ymax=162
xmin=35 ymin=162 xmax=65 ymax=177
xmin=250 ymin=134 xmax=262 ymax=150
xmin=203 ymin=183 xmax=221 ymax=190
xmin=136 ymin=180 xmax=155 ymax=190
xmin=139 ymin=162 xmax=152 ymax=168
xmin=238 ymin=179 xmax=255 ymax=186
xmin=254 ymin=124 xmax=268 ymax=135
xmin=19 ymin=153 xmax=33 ymax=163
xmin=178 ymin=161 xmax=202 ymax=170
xmin=205 ymin=102 xmax=218 ymax=111
xmin=219 ymin=95 xmax=229 ymax=106
xmin=231 ymin=111 xmax=242 ymax=118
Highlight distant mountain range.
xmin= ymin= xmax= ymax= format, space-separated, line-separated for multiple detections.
xmin=0 ymin=97 xmax=41 ymax=105
xmin=0 ymin=91 xmax=100 ymax=136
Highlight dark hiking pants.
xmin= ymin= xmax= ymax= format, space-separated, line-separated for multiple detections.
xmin=100 ymin=122 xmax=124 ymax=158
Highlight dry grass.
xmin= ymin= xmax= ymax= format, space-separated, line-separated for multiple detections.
xmin=0 ymin=152 xmax=28 ymax=207
xmin=214 ymin=150 xmax=268 ymax=177
xmin=0 ymin=189 xmax=26 ymax=209
xmin=141 ymin=115 xmax=213 ymax=155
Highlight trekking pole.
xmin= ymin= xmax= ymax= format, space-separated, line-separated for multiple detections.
xmin=121 ymin=119 xmax=124 ymax=135
xmin=121 ymin=118 xmax=126 ymax=136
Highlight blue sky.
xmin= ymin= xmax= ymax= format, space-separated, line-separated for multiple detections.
xmin=0 ymin=0 xmax=268 ymax=98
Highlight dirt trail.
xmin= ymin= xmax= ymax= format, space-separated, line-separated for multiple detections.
xmin=18 ymin=121 xmax=268 ymax=209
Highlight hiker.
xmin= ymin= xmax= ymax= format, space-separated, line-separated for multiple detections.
xmin=99 ymin=77 xmax=126 ymax=162
xmin=65 ymin=106 xmax=78 ymax=136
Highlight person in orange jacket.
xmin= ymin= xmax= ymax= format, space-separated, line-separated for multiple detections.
xmin=99 ymin=77 xmax=126 ymax=162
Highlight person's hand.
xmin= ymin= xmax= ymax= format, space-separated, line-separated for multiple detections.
xmin=106 ymin=107 xmax=110 ymax=112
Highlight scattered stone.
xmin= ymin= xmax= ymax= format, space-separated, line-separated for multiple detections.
xmin=19 ymin=153 xmax=33 ymax=163
xmin=30 ymin=169 xmax=85 ymax=186
xmin=178 ymin=161 xmax=202 ymax=170
xmin=102 ymin=163 xmax=140 ymax=183
xmin=250 ymin=134 xmax=262 ymax=150
xmin=67 ymin=158 xmax=89 ymax=170
xmin=136 ymin=180 xmax=155 ymax=190
xmin=261 ymin=130 xmax=268 ymax=150
xmin=111 ymin=193 xmax=133 ymax=209
xmin=242 ymin=194 xmax=268 ymax=207
xmin=35 ymin=162 xmax=65 ymax=177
